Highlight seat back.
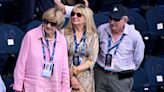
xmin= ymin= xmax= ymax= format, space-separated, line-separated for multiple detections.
xmin=93 ymin=13 xmax=109 ymax=27
xmin=145 ymin=6 xmax=164 ymax=55
xmin=146 ymin=6 xmax=164 ymax=34
xmin=21 ymin=20 xmax=42 ymax=33
xmin=0 ymin=24 xmax=25 ymax=74
xmin=0 ymin=24 xmax=25 ymax=92
xmin=128 ymin=10 xmax=147 ymax=35
xmin=132 ymin=67 xmax=149 ymax=92
xmin=143 ymin=56 xmax=164 ymax=91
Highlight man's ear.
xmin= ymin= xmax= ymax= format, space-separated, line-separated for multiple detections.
xmin=122 ymin=16 xmax=129 ymax=23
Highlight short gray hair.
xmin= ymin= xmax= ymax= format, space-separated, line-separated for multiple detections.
xmin=42 ymin=7 xmax=65 ymax=30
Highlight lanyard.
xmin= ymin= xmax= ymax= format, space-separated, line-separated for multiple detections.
xmin=106 ymin=31 xmax=125 ymax=55
xmin=73 ymin=29 xmax=86 ymax=56
xmin=41 ymin=31 xmax=56 ymax=62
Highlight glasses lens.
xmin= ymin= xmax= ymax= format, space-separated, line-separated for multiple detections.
xmin=76 ymin=13 xmax=82 ymax=17
xmin=44 ymin=20 xmax=56 ymax=27
xmin=50 ymin=22 xmax=57 ymax=27
xmin=71 ymin=12 xmax=82 ymax=17
xmin=71 ymin=12 xmax=75 ymax=16
xmin=109 ymin=17 xmax=121 ymax=22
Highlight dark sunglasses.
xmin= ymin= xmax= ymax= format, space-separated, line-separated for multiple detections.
xmin=43 ymin=20 xmax=57 ymax=27
xmin=71 ymin=12 xmax=83 ymax=17
xmin=109 ymin=16 xmax=121 ymax=22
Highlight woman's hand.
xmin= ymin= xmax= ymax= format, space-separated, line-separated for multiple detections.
xmin=71 ymin=76 xmax=81 ymax=89
xmin=72 ymin=66 xmax=79 ymax=76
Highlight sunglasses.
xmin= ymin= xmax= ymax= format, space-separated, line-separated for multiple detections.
xmin=43 ymin=20 xmax=57 ymax=27
xmin=109 ymin=16 xmax=121 ymax=22
xmin=71 ymin=12 xmax=83 ymax=17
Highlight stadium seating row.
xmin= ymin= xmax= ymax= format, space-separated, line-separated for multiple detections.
xmin=132 ymin=56 xmax=164 ymax=92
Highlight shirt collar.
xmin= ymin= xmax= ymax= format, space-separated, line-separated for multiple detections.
xmin=123 ymin=23 xmax=129 ymax=35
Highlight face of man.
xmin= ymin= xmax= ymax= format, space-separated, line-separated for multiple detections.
xmin=109 ymin=16 xmax=128 ymax=34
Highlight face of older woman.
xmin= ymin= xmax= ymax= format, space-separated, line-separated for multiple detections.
xmin=43 ymin=20 xmax=57 ymax=38
xmin=71 ymin=9 xmax=85 ymax=26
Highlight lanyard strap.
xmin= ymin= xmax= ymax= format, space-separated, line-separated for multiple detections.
xmin=107 ymin=31 xmax=125 ymax=55
xmin=41 ymin=31 xmax=56 ymax=62
xmin=73 ymin=29 xmax=86 ymax=56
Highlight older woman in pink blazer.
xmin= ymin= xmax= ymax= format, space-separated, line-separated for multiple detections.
xmin=13 ymin=7 xmax=71 ymax=92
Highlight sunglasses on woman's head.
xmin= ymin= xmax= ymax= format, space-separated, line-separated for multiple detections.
xmin=109 ymin=16 xmax=121 ymax=22
xmin=43 ymin=20 xmax=57 ymax=27
xmin=71 ymin=12 xmax=83 ymax=17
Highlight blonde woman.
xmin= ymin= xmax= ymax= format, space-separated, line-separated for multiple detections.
xmin=62 ymin=4 xmax=99 ymax=92
xmin=13 ymin=7 xmax=71 ymax=92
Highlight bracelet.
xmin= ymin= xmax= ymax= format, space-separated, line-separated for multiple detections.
xmin=72 ymin=66 xmax=79 ymax=76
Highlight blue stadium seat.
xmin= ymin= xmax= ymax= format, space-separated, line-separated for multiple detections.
xmin=145 ymin=6 xmax=164 ymax=55
xmin=0 ymin=24 xmax=25 ymax=92
xmin=128 ymin=10 xmax=147 ymax=35
xmin=143 ymin=56 xmax=164 ymax=92
xmin=21 ymin=20 xmax=42 ymax=33
xmin=0 ymin=24 xmax=25 ymax=56
xmin=93 ymin=13 xmax=109 ymax=27
xmin=146 ymin=6 xmax=164 ymax=36
xmin=132 ymin=67 xmax=149 ymax=92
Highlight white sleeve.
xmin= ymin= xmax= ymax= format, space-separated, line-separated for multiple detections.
xmin=0 ymin=75 xmax=6 ymax=92
xmin=65 ymin=5 xmax=74 ymax=18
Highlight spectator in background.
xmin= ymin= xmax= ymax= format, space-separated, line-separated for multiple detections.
xmin=56 ymin=0 xmax=89 ymax=18
xmin=62 ymin=4 xmax=99 ymax=92
xmin=94 ymin=4 xmax=145 ymax=92
xmin=13 ymin=0 xmax=63 ymax=26
xmin=13 ymin=7 xmax=71 ymax=92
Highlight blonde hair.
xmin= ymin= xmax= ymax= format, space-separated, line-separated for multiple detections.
xmin=42 ymin=7 xmax=65 ymax=30
xmin=65 ymin=4 xmax=97 ymax=34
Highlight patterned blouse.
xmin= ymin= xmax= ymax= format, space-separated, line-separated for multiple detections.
xmin=62 ymin=29 xmax=99 ymax=92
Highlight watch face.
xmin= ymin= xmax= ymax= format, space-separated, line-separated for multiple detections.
xmin=105 ymin=54 xmax=112 ymax=66
xmin=73 ymin=55 xmax=80 ymax=66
